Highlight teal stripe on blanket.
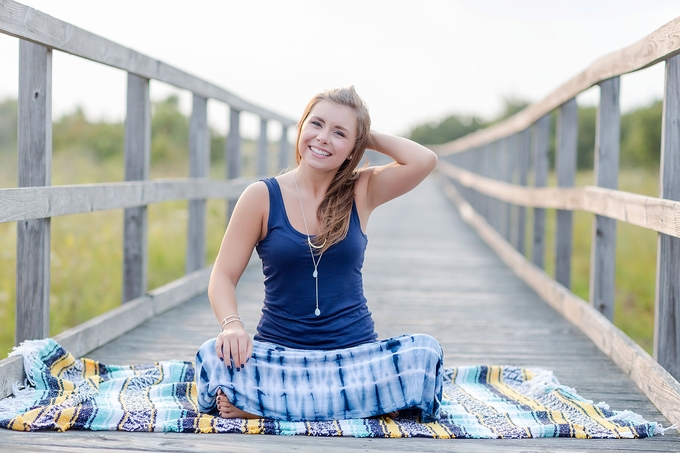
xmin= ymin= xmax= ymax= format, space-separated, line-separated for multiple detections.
xmin=0 ymin=339 xmax=666 ymax=438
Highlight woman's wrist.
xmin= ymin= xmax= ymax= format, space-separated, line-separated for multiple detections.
xmin=220 ymin=315 xmax=244 ymax=331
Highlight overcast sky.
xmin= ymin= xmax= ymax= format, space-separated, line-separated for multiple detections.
xmin=1 ymin=0 xmax=679 ymax=138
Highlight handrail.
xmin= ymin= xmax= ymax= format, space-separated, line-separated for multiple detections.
xmin=0 ymin=0 xmax=296 ymax=389
xmin=0 ymin=178 xmax=252 ymax=222
xmin=435 ymin=16 xmax=680 ymax=155
xmin=432 ymin=14 xmax=680 ymax=428
xmin=437 ymin=161 xmax=680 ymax=238
xmin=0 ymin=0 xmax=295 ymax=125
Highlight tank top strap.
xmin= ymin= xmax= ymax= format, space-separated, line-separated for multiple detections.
xmin=261 ymin=177 xmax=286 ymax=233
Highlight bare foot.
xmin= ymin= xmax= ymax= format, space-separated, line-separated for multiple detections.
xmin=369 ymin=410 xmax=399 ymax=419
xmin=216 ymin=388 xmax=260 ymax=419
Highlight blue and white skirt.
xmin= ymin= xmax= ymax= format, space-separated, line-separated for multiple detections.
xmin=195 ymin=334 xmax=443 ymax=422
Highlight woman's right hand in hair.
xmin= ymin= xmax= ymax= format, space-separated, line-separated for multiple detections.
xmin=215 ymin=325 xmax=253 ymax=370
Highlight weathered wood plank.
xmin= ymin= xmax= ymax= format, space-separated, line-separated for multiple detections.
xmin=435 ymin=174 xmax=680 ymax=429
xmin=498 ymin=138 xmax=510 ymax=240
xmin=186 ymin=94 xmax=209 ymax=274
xmin=531 ymin=115 xmax=549 ymax=269
xmin=555 ymin=98 xmax=578 ymax=288
xmin=590 ymin=77 xmax=620 ymax=320
xmin=0 ymin=179 xmax=251 ymax=223
xmin=433 ymin=16 xmax=680 ymax=155
xmin=0 ymin=0 xmax=295 ymax=126
xmin=123 ymin=73 xmax=150 ymax=303
xmin=279 ymin=125 xmax=290 ymax=172
xmin=1 ymin=429 xmax=677 ymax=453
xmin=15 ymin=40 xmax=51 ymax=345
xmin=655 ymin=54 xmax=680 ymax=381
xmin=435 ymin=161 xmax=680 ymax=238
xmin=516 ymin=128 xmax=530 ymax=255
xmin=227 ymin=107 xmax=241 ymax=219
xmin=0 ymin=356 xmax=23 ymax=400
xmin=257 ymin=118 xmax=268 ymax=177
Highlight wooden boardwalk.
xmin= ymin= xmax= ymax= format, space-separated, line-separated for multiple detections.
xmin=1 ymin=178 xmax=678 ymax=452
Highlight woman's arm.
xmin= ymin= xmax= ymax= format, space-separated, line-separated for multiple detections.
xmin=361 ymin=131 xmax=438 ymax=211
xmin=208 ymin=181 xmax=268 ymax=370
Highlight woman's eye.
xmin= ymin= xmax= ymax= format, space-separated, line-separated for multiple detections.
xmin=335 ymin=131 xmax=346 ymax=138
xmin=311 ymin=121 xmax=321 ymax=127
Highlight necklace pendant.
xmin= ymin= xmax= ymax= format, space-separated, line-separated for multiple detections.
xmin=313 ymin=269 xmax=318 ymax=278
xmin=315 ymin=308 xmax=321 ymax=316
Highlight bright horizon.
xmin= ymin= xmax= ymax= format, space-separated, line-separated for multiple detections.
xmin=0 ymin=0 xmax=679 ymax=139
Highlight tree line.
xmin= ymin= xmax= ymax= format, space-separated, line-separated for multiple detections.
xmin=0 ymin=95 xmax=663 ymax=170
xmin=0 ymin=95 xmax=228 ymax=165
xmin=407 ymin=98 xmax=662 ymax=170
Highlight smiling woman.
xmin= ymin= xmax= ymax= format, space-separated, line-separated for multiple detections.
xmin=195 ymin=86 xmax=442 ymax=421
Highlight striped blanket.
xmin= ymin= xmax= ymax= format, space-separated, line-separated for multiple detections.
xmin=0 ymin=339 xmax=665 ymax=438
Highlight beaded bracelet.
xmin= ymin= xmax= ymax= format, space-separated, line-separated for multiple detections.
xmin=220 ymin=315 xmax=244 ymax=331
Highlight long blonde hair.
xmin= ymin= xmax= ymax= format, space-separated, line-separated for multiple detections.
xmin=295 ymin=86 xmax=372 ymax=253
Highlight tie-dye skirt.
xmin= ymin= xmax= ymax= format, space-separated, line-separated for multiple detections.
xmin=195 ymin=334 xmax=443 ymax=422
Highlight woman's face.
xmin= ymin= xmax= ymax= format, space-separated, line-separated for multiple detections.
xmin=298 ymin=100 xmax=357 ymax=172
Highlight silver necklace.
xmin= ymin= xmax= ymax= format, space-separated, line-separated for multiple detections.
xmin=293 ymin=171 xmax=326 ymax=316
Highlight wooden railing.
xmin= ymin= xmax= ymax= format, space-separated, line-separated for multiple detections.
xmin=432 ymin=17 xmax=680 ymax=425
xmin=0 ymin=1 xmax=295 ymax=397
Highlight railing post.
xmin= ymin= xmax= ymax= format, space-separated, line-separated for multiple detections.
xmin=532 ymin=114 xmax=550 ymax=269
xmin=279 ymin=125 xmax=290 ymax=171
xmin=490 ymin=141 xmax=499 ymax=231
xmin=257 ymin=118 xmax=268 ymax=177
xmin=555 ymin=98 xmax=578 ymax=289
xmin=16 ymin=40 xmax=52 ymax=344
xmin=655 ymin=55 xmax=680 ymax=379
xmin=227 ymin=107 xmax=242 ymax=220
xmin=481 ymin=144 xmax=491 ymax=222
xmin=186 ymin=94 xmax=209 ymax=274
xmin=123 ymin=73 xmax=151 ymax=303
xmin=498 ymin=138 xmax=510 ymax=240
xmin=516 ymin=128 xmax=531 ymax=256
xmin=590 ymin=77 xmax=620 ymax=320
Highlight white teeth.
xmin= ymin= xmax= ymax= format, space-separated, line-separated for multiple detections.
xmin=310 ymin=146 xmax=330 ymax=157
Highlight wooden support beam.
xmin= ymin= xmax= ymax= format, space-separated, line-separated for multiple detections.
xmin=123 ymin=73 xmax=151 ymax=303
xmin=555 ymin=98 xmax=578 ymax=289
xmin=655 ymin=55 xmax=680 ymax=381
xmin=15 ymin=40 xmax=52 ymax=345
xmin=432 ymin=17 xmax=680 ymax=156
xmin=279 ymin=125 xmax=290 ymax=172
xmin=436 ymin=160 xmax=680 ymax=238
xmin=498 ymin=138 xmax=510 ymax=241
xmin=0 ymin=0 xmax=296 ymax=126
xmin=227 ymin=108 xmax=241 ymax=220
xmin=186 ymin=94 xmax=209 ymax=274
xmin=257 ymin=118 xmax=268 ymax=177
xmin=590 ymin=77 xmax=620 ymax=320
xmin=489 ymin=142 xmax=499 ymax=231
xmin=532 ymin=114 xmax=550 ymax=269
xmin=0 ymin=179 xmax=250 ymax=223
xmin=516 ymin=128 xmax=531 ymax=256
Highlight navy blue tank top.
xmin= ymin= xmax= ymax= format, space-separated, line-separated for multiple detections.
xmin=253 ymin=177 xmax=378 ymax=350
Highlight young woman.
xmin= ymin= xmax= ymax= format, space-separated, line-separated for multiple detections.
xmin=196 ymin=86 xmax=443 ymax=422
